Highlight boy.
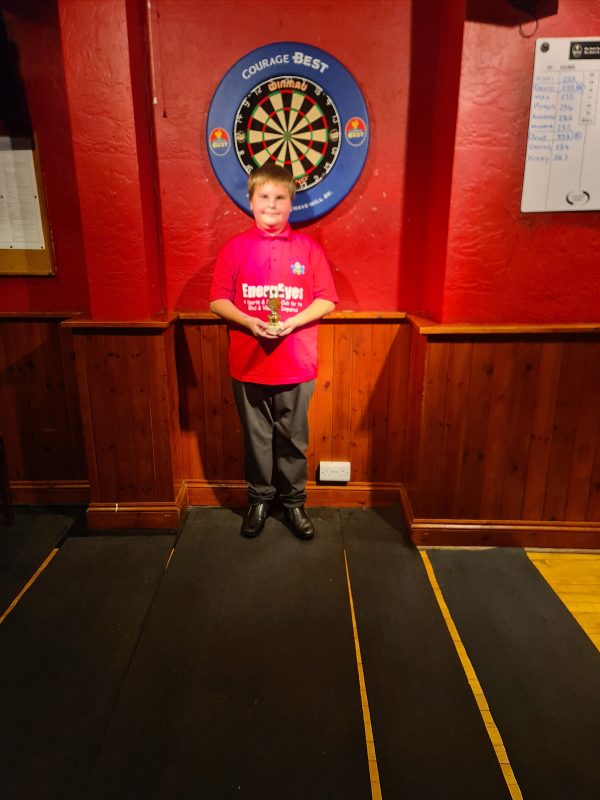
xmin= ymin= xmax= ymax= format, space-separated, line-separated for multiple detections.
xmin=209 ymin=163 xmax=337 ymax=539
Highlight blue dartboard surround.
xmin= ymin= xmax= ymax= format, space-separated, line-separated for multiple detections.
xmin=206 ymin=42 xmax=369 ymax=223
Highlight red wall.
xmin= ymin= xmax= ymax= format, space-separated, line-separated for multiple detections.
xmin=57 ymin=0 xmax=163 ymax=320
xmin=1 ymin=0 xmax=599 ymax=322
xmin=442 ymin=0 xmax=600 ymax=323
xmin=151 ymin=0 xmax=411 ymax=313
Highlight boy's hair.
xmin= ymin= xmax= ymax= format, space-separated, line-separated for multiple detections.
xmin=248 ymin=163 xmax=297 ymax=202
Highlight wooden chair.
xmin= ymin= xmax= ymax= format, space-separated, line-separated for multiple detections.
xmin=0 ymin=434 xmax=13 ymax=526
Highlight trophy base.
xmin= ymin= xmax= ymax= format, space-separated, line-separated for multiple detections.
xmin=267 ymin=322 xmax=281 ymax=332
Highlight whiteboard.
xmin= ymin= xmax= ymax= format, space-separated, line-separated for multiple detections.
xmin=521 ymin=38 xmax=600 ymax=212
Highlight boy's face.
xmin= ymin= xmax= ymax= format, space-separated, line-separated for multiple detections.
xmin=250 ymin=180 xmax=293 ymax=234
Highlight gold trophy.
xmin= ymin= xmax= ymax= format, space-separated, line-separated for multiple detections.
xmin=267 ymin=289 xmax=282 ymax=331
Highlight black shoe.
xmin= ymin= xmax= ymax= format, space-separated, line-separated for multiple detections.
xmin=241 ymin=502 xmax=270 ymax=538
xmin=284 ymin=506 xmax=315 ymax=540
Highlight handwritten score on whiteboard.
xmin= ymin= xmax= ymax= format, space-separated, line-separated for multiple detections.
xmin=522 ymin=38 xmax=600 ymax=212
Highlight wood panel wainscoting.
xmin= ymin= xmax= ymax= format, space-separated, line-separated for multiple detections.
xmin=61 ymin=314 xmax=187 ymax=529
xmin=2 ymin=312 xmax=599 ymax=546
xmin=403 ymin=318 xmax=600 ymax=548
xmin=176 ymin=312 xmax=411 ymax=508
xmin=0 ymin=314 xmax=89 ymax=505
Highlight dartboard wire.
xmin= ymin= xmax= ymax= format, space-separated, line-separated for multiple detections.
xmin=287 ymin=116 xmax=326 ymax=153
xmin=252 ymin=150 xmax=271 ymax=168
xmin=290 ymin=144 xmax=316 ymax=175
xmin=304 ymin=147 xmax=324 ymax=167
xmin=289 ymin=138 xmax=310 ymax=158
xmin=293 ymin=129 xmax=329 ymax=143
xmin=284 ymin=90 xmax=312 ymax=133
xmin=248 ymin=126 xmax=290 ymax=162
xmin=269 ymin=92 xmax=284 ymax=111
xmin=287 ymin=91 xmax=305 ymax=130
xmin=294 ymin=138 xmax=325 ymax=167
xmin=275 ymin=106 xmax=296 ymax=139
xmin=278 ymin=140 xmax=288 ymax=166
xmin=269 ymin=93 xmax=288 ymax=130
xmin=248 ymin=130 xmax=281 ymax=144
xmin=251 ymin=105 xmax=285 ymax=134
xmin=287 ymin=141 xmax=308 ymax=178
xmin=293 ymin=98 xmax=323 ymax=126
xmin=270 ymin=139 xmax=288 ymax=166
xmin=290 ymin=106 xmax=325 ymax=135
xmin=276 ymin=112 xmax=288 ymax=131
xmin=288 ymin=115 xmax=310 ymax=137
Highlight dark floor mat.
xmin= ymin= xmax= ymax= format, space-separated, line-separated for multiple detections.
xmin=428 ymin=547 xmax=600 ymax=800
xmin=0 ymin=534 xmax=174 ymax=800
xmin=85 ymin=507 xmax=371 ymax=800
xmin=0 ymin=509 xmax=76 ymax=613
xmin=342 ymin=508 xmax=510 ymax=799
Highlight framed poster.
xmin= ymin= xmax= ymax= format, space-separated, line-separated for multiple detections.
xmin=0 ymin=137 xmax=54 ymax=275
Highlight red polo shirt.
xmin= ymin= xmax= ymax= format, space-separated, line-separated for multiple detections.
xmin=209 ymin=224 xmax=338 ymax=385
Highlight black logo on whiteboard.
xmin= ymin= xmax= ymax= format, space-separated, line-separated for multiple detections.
xmin=570 ymin=41 xmax=600 ymax=59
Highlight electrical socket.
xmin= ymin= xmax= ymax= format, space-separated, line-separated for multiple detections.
xmin=319 ymin=461 xmax=351 ymax=482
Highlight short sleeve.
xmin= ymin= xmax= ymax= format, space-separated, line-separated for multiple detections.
xmin=310 ymin=241 xmax=338 ymax=304
xmin=208 ymin=239 xmax=237 ymax=302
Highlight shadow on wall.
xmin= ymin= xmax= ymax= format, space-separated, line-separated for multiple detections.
xmin=175 ymin=320 xmax=244 ymax=503
xmin=0 ymin=8 xmax=32 ymax=137
xmin=310 ymin=320 xmax=414 ymax=492
xmin=0 ymin=321 xmax=87 ymax=493
xmin=466 ymin=0 xmax=559 ymax=26
xmin=398 ymin=0 xmax=559 ymax=320
xmin=175 ymin=318 xmax=415 ymax=501
xmin=398 ymin=0 xmax=465 ymax=319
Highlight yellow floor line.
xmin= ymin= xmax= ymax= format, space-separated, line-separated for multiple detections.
xmin=0 ymin=548 xmax=59 ymax=625
xmin=420 ymin=551 xmax=523 ymax=800
xmin=344 ymin=551 xmax=383 ymax=800
xmin=165 ymin=547 xmax=175 ymax=570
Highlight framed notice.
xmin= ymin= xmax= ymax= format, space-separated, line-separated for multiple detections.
xmin=0 ymin=137 xmax=54 ymax=275
xmin=522 ymin=38 xmax=600 ymax=212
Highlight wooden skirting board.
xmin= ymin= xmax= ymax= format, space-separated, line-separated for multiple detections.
xmin=186 ymin=480 xmax=403 ymax=508
xmin=86 ymin=481 xmax=189 ymax=530
xmin=8 ymin=479 xmax=600 ymax=546
xmin=10 ymin=481 xmax=90 ymax=505
xmin=86 ymin=502 xmax=182 ymax=530
xmin=400 ymin=487 xmax=600 ymax=549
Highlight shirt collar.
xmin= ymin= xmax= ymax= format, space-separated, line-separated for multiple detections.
xmin=252 ymin=223 xmax=292 ymax=241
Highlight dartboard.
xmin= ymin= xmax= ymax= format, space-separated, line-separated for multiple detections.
xmin=207 ymin=42 xmax=369 ymax=223
xmin=234 ymin=76 xmax=341 ymax=190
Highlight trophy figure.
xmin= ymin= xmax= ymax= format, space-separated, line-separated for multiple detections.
xmin=267 ymin=289 xmax=282 ymax=331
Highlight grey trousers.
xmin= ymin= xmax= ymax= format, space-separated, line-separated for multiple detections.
xmin=232 ymin=379 xmax=315 ymax=507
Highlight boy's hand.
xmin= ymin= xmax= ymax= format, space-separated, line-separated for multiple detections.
xmin=277 ymin=316 xmax=299 ymax=337
xmin=277 ymin=301 xmax=335 ymax=336
xmin=245 ymin=317 xmax=279 ymax=338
